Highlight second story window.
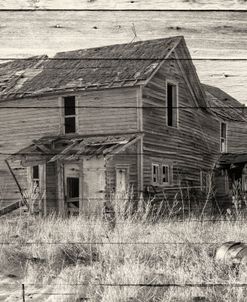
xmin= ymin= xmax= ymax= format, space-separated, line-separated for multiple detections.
xmin=167 ymin=82 xmax=178 ymax=127
xmin=64 ymin=96 xmax=76 ymax=134
xmin=220 ymin=122 xmax=227 ymax=153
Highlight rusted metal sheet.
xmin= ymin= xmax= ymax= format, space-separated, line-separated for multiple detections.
xmin=215 ymin=242 xmax=247 ymax=265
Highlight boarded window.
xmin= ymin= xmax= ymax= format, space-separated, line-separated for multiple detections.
xmin=220 ymin=122 xmax=227 ymax=153
xmin=152 ymin=164 xmax=159 ymax=185
xmin=64 ymin=96 xmax=76 ymax=133
xmin=167 ymin=83 xmax=178 ymax=127
xmin=162 ymin=165 xmax=169 ymax=185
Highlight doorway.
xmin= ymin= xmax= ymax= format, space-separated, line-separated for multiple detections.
xmin=116 ymin=167 xmax=129 ymax=193
xmin=66 ymin=177 xmax=80 ymax=215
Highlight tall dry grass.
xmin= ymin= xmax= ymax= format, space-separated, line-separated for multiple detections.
xmin=0 ymin=195 xmax=247 ymax=301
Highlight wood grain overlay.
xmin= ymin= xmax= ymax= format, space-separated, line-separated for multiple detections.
xmin=0 ymin=10 xmax=246 ymax=103
xmin=0 ymin=0 xmax=247 ymax=10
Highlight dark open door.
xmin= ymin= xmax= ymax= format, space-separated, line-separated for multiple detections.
xmin=66 ymin=177 xmax=80 ymax=215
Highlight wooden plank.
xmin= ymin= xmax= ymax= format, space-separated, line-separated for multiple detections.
xmin=0 ymin=200 xmax=21 ymax=216
xmin=5 ymin=159 xmax=30 ymax=210
xmin=0 ymin=0 xmax=246 ymax=10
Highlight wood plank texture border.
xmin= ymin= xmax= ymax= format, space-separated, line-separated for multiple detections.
xmin=0 ymin=0 xmax=247 ymax=10
xmin=0 ymin=9 xmax=246 ymax=102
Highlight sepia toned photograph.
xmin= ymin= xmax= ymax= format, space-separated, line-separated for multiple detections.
xmin=0 ymin=1 xmax=246 ymax=301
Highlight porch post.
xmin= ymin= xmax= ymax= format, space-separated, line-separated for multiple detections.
xmin=57 ymin=161 xmax=65 ymax=216
xmin=79 ymin=159 xmax=84 ymax=215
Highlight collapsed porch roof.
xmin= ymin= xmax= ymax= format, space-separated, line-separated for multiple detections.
xmin=8 ymin=133 xmax=141 ymax=166
xmin=217 ymin=153 xmax=247 ymax=166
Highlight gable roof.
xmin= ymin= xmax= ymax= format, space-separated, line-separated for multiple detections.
xmin=0 ymin=36 xmax=182 ymax=101
xmin=203 ymin=84 xmax=246 ymax=122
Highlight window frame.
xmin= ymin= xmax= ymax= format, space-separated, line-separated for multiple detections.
xmin=166 ymin=80 xmax=179 ymax=128
xmin=152 ymin=163 xmax=160 ymax=186
xmin=32 ymin=165 xmax=40 ymax=187
xmin=61 ymin=96 xmax=78 ymax=134
xmin=115 ymin=164 xmax=130 ymax=193
xmin=151 ymin=162 xmax=173 ymax=186
xmin=161 ymin=164 xmax=170 ymax=185
xmin=200 ymin=170 xmax=211 ymax=192
xmin=220 ymin=122 xmax=227 ymax=153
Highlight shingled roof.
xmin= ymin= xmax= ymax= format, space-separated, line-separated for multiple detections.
xmin=203 ymin=84 xmax=246 ymax=122
xmin=0 ymin=36 xmax=182 ymax=100
xmin=0 ymin=56 xmax=47 ymax=97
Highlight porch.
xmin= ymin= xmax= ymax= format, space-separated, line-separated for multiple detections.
xmin=215 ymin=153 xmax=247 ymax=210
xmin=6 ymin=133 xmax=141 ymax=217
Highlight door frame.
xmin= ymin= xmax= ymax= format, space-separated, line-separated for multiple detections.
xmin=57 ymin=160 xmax=84 ymax=216
xmin=115 ymin=164 xmax=130 ymax=193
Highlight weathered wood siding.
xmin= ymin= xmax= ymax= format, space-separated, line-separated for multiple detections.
xmin=227 ymin=121 xmax=247 ymax=153
xmin=0 ymin=96 xmax=60 ymax=206
xmin=0 ymin=87 xmax=138 ymax=208
xmin=77 ymin=88 xmax=138 ymax=134
xmin=142 ymin=49 xmax=221 ymax=207
xmin=46 ymin=162 xmax=57 ymax=213
xmin=106 ymin=142 xmax=138 ymax=198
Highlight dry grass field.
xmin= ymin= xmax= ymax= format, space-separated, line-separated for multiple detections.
xmin=0 ymin=203 xmax=247 ymax=302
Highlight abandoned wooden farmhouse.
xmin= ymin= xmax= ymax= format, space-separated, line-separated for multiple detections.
xmin=0 ymin=35 xmax=246 ymax=216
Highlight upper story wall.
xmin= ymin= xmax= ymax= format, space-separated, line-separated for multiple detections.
xmin=142 ymin=52 xmax=221 ymax=187
xmin=0 ymin=87 xmax=138 ymax=154
xmin=227 ymin=121 xmax=247 ymax=153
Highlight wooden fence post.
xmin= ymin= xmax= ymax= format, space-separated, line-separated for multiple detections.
xmin=22 ymin=284 xmax=25 ymax=302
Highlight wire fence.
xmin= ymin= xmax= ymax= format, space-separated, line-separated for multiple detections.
xmin=17 ymin=282 xmax=247 ymax=302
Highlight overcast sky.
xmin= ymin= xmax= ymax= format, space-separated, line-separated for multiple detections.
xmin=0 ymin=10 xmax=246 ymax=104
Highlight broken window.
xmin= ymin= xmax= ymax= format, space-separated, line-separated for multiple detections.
xmin=220 ymin=122 xmax=227 ymax=153
xmin=161 ymin=165 xmax=169 ymax=185
xmin=152 ymin=163 xmax=172 ymax=186
xmin=31 ymin=165 xmax=40 ymax=192
xmin=152 ymin=164 xmax=159 ymax=185
xmin=64 ymin=96 xmax=76 ymax=133
xmin=32 ymin=165 xmax=39 ymax=186
xmin=167 ymin=82 xmax=178 ymax=127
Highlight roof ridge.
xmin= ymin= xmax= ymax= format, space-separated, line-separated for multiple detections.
xmin=0 ymin=55 xmax=48 ymax=67
xmin=54 ymin=36 xmax=183 ymax=58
